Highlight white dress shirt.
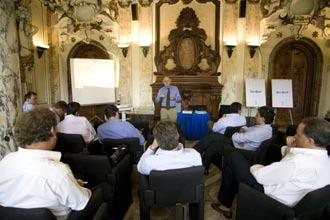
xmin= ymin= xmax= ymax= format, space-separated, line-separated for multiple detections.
xmin=212 ymin=113 xmax=247 ymax=134
xmin=232 ymin=124 xmax=272 ymax=151
xmin=251 ymin=146 xmax=330 ymax=207
xmin=0 ymin=148 xmax=91 ymax=220
xmin=57 ymin=115 xmax=96 ymax=143
xmin=137 ymin=143 xmax=202 ymax=175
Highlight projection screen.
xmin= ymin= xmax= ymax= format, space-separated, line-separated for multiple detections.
xmin=70 ymin=58 xmax=116 ymax=105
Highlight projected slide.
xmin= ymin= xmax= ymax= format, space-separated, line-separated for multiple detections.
xmin=70 ymin=58 xmax=116 ymax=105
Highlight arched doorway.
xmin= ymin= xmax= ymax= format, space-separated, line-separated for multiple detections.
xmin=269 ymin=38 xmax=323 ymax=127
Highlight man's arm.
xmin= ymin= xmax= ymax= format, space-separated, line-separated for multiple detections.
xmin=175 ymin=86 xmax=181 ymax=102
xmin=56 ymin=169 xmax=92 ymax=211
xmin=212 ymin=118 xmax=226 ymax=133
xmin=155 ymin=88 xmax=164 ymax=104
xmin=250 ymin=160 xmax=295 ymax=186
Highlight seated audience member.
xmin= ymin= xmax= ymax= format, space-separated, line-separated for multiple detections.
xmin=97 ymin=104 xmax=145 ymax=145
xmin=231 ymin=106 xmax=275 ymax=151
xmin=22 ymin=91 xmax=37 ymax=112
xmin=195 ymin=105 xmax=274 ymax=173
xmin=0 ymin=108 xmax=111 ymax=219
xmin=137 ymin=121 xmax=202 ymax=175
xmin=212 ymin=102 xmax=246 ymax=134
xmin=211 ymin=118 xmax=330 ymax=218
xmin=50 ymin=100 xmax=68 ymax=123
xmin=56 ymin=102 xmax=97 ymax=144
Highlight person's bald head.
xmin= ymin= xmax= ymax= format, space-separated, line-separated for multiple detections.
xmin=162 ymin=76 xmax=171 ymax=87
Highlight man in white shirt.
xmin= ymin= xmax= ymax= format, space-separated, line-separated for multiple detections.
xmin=50 ymin=100 xmax=68 ymax=124
xmin=57 ymin=102 xmax=97 ymax=144
xmin=137 ymin=121 xmax=202 ymax=175
xmin=22 ymin=91 xmax=37 ymax=112
xmin=0 ymin=108 xmax=111 ymax=219
xmin=211 ymin=117 xmax=330 ymax=218
xmin=212 ymin=102 xmax=246 ymax=134
xmin=194 ymin=102 xmax=247 ymax=173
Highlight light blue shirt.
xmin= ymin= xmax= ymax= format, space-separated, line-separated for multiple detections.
xmin=137 ymin=143 xmax=202 ymax=175
xmin=232 ymin=124 xmax=273 ymax=151
xmin=97 ymin=119 xmax=145 ymax=145
xmin=155 ymin=85 xmax=181 ymax=108
xmin=22 ymin=101 xmax=35 ymax=112
xmin=212 ymin=113 xmax=247 ymax=134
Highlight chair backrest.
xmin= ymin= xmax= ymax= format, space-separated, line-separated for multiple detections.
xmin=143 ymin=166 xmax=204 ymax=207
xmin=61 ymin=153 xmax=113 ymax=187
xmin=224 ymin=126 xmax=242 ymax=138
xmin=294 ymin=185 xmax=330 ymax=216
xmin=0 ymin=205 xmax=57 ymax=220
xmin=55 ymin=132 xmax=86 ymax=153
xmin=103 ymin=138 xmax=142 ymax=164
xmin=254 ymin=138 xmax=273 ymax=165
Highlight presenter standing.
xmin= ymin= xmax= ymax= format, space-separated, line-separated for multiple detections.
xmin=155 ymin=76 xmax=181 ymax=122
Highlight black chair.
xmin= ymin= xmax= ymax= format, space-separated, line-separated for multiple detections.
xmin=55 ymin=132 xmax=86 ymax=153
xmin=224 ymin=126 xmax=243 ymax=138
xmin=139 ymin=166 xmax=204 ymax=220
xmin=0 ymin=203 xmax=109 ymax=220
xmin=236 ymin=183 xmax=330 ymax=220
xmin=236 ymin=138 xmax=273 ymax=165
xmin=103 ymin=137 xmax=143 ymax=164
xmin=61 ymin=153 xmax=132 ymax=220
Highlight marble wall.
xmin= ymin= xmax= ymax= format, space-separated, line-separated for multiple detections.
xmin=0 ymin=0 xmax=21 ymax=158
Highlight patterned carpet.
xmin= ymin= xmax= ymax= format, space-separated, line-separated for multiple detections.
xmin=123 ymin=164 xmax=236 ymax=220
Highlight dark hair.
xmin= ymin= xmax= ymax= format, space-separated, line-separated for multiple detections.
xmin=258 ymin=106 xmax=275 ymax=124
xmin=153 ymin=121 xmax=179 ymax=150
xmin=104 ymin=104 xmax=119 ymax=118
xmin=24 ymin=91 xmax=37 ymax=101
xmin=14 ymin=108 xmax=57 ymax=147
xmin=301 ymin=117 xmax=330 ymax=149
xmin=230 ymin=102 xmax=242 ymax=113
xmin=67 ymin=102 xmax=80 ymax=115
xmin=53 ymin=101 xmax=68 ymax=111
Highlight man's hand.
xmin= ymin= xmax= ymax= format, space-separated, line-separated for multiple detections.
xmin=170 ymin=95 xmax=175 ymax=100
xmin=77 ymin=179 xmax=88 ymax=187
xmin=239 ymin=127 xmax=247 ymax=133
xmin=159 ymin=94 xmax=165 ymax=98
xmin=150 ymin=139 xmax=159 ymax=151
xmin=286 ymin=136 xmax=296 ymax=148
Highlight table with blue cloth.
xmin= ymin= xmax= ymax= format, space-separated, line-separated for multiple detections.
xmin=177 ymin=112 xmax=210 ymax=140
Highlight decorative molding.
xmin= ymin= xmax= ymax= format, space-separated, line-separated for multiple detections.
xmin=155 ymin=7 xmax=220 ymax=76
xmin=247 ymin=0 xmax=260 ymax=3
xmin=44 ymin=0 xmax=118 ymax=37
xmin=118 ymin=0 xmax=153 ymax=7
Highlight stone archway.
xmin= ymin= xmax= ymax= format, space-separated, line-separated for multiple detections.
xmin=268 ymin=37 xmax=323 ymax=127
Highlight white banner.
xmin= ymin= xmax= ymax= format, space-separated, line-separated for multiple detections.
xmin=245 ymin=79 xmax=266 ymax=107
xmin=271 ymin=79 xmax=293 ymax=108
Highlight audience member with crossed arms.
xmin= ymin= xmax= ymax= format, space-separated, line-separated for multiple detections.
xmin=211 ymin=117 xmax=330 ymax=218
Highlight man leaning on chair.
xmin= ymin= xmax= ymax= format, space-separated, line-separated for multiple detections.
xmin=211 ymin=117 xmax=330 ymax=219
xmin=0 ymin=108 xmax=112 ymax=219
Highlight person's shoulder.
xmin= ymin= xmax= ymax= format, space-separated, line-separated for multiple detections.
xmin=44 ymin=160 xmax=73 ymax=179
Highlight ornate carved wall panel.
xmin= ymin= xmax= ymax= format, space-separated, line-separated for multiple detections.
xmin=152 ymin=3 xmax=222 ymax=120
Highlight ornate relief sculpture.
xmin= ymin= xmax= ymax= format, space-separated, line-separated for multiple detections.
xmin=44 ymin=0 xmax=118 ymax=34
xmin=155 ymin=7 xmax=220 ymax=76
xmin=117 ymin=0 xmax=153 ymax=7
xmin=16 ymin=0 xmax=38 ymax=57
xmin=260 ymin=0 xmax=330 ymax=40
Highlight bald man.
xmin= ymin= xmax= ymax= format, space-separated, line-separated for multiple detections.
xmin=155 ymin=76 xmax=181 ymax=122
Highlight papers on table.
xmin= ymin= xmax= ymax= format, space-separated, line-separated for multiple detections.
xmin=182 ymin=110 xmax=193 ymax=114
xmin=194 ymin=110 xmax=207 ymax=114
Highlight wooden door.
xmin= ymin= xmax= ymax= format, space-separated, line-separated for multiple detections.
xmin=269 ymin=39 xmax=322 ymax=127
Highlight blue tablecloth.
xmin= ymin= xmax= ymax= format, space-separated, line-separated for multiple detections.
xmin=177 ymin=112 xmax=210 ymax=140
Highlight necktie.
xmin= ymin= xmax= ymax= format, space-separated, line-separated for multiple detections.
xmin=166 ymin=88 xmax=171 ymax=110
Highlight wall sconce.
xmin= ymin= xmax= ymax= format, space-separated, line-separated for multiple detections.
xmin=36 ymin=45 xmax=49 ymax=58
xmin=247 ymin=44 xmax=259 ymax=58
xmin=225 ymin=44 xmax=236 ymax=58
xmin=118 ymin=44 xmax=129 ymax=58
xmin=140 ymin=45 xmax=149 ymax=57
